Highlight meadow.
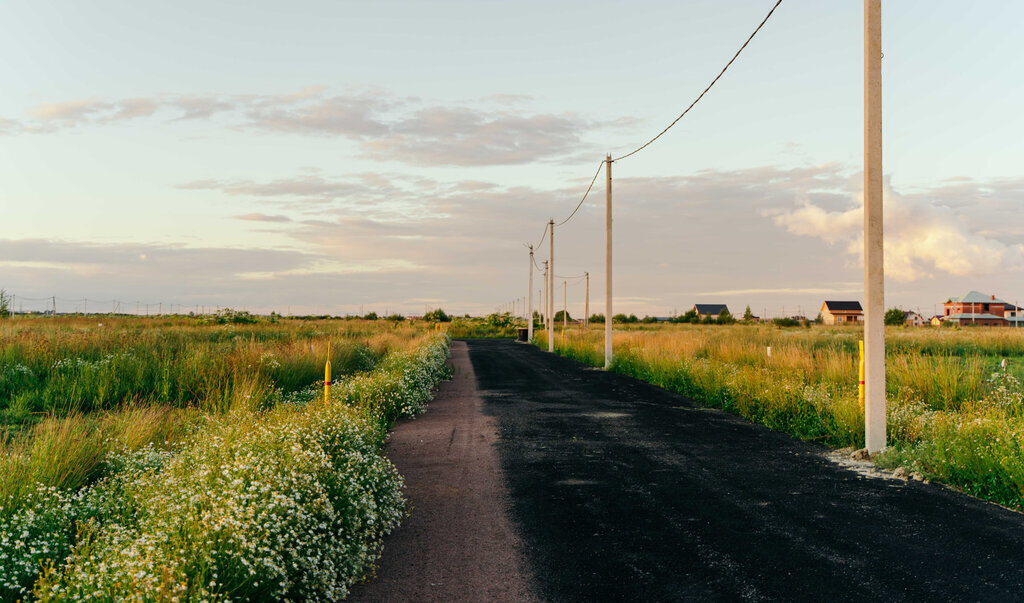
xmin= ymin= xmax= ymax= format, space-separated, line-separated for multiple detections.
xmin=0 ymin=315 xmax=451 ymax=600
xmin=536 ymin=323 xmax=1024 ymax=510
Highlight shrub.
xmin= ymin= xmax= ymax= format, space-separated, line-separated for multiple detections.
xmin=423 ymin=308 xmax=451 ymax=322
xmin=589 ymin=313 xmax=605 ymax=324
xmin=885 ymin=307 xmax=906 ymax=326
xmin=554 ymin=310 xmax=572 ymax=322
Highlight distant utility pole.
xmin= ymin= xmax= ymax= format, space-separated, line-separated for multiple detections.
xmin=52 ymin=296 xmax=56 ymax=317
xmin=864 ymin=0 xmax=886 ymax=453
xmin=548 ymin=219 xmax=555 ymax=353
xmin=585 ymin=272 xmax=590 ymax=329
xmin=543 ymin=261 xmax=549 ymax=330
xmin=83 ymin=298 xmax=87 ymax=315
xmin=604 ymin=154 xmax=613 ymax=368
xmin=563 ymin=280 xmax=567 ymax=333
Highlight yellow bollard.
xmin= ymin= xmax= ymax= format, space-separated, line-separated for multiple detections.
xmin=858 ymin=340 xmax=865 ymax=411
xmin=324 ymin=341 xmax=332 ymax=402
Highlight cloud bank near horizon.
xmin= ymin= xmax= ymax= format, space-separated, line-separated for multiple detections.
xmin=1 ymin=87 xmax=619 ymax=167
xmin=4 ymin=163 xmax=1022 ymax=315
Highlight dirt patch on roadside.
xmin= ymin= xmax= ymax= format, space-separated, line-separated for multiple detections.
xmin=348 ymin=340 xmax=536 ymax=602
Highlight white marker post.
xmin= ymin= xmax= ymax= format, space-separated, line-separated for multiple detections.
xmin=864 ymin=0 xmax=886 ymax=453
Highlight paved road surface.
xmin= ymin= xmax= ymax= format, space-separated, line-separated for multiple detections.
xmin=356 ymin=339 xmax=1024 ymax=602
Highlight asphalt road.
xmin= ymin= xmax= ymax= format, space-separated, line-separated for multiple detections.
xmin=469 ymin=339 xmax=1024 ymax=602
xmin=355 ymin=339 xmax=1024 ymax=602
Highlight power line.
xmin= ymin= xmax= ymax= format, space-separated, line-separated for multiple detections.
xmin=536 ymin=222 xmax=549 ymax=248
xmin=612 ymin=0 xmax=783 ymax=162
xmin=556 ymin=160 xmax=605 ymax=227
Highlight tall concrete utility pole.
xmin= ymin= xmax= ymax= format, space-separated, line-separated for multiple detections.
xmin=543 ymin=261 xmax=549 ymax=331
xmin=548 ymin=219 xmax=555 ymax=353
xmin=864 ymin=0 xmax=886 ymax=453
xmin=563 ymin=280 xmax=567 ymax=332
xmin=585 ymin=272 xmax=590 ymax=329
xmin=604 ymin=155 xmax=613 ymax=368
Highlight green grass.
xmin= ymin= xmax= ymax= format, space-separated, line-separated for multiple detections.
xmin=1 ymin=325 xmax=451 ymax=600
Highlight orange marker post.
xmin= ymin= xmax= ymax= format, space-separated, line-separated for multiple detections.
xmin=858 ymin=340 xmax=865 ymax=411
xmin=324 ymin=341 xmax=332 ymax=402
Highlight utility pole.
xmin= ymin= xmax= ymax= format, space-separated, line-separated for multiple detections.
xmin=52 ymin=296 xmax=56 ymax=317
xmin=864 ymin=0 xmax=886 ymax=453
xmin=604 ymin=154 xmax=613 ymax=368
xmin=543 ymin=261 xmax=549 ymax=330
xmin=548 ymin=219 xmax=555 ymax=353
xmin=585 ymin=272 xmax=590 ymax=329
xmin=84 ymin=298 xmax=87 ymax=316
xmin=563 ymin=280 xmax=567 ymax=332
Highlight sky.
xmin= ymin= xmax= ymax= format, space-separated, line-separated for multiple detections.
xmin=1 ymin=1 xmax=1023 ymax=318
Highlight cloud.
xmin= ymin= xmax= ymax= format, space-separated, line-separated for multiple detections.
xmin=362 ymin=107 xmax=587 ymax=166
xmin=236 ymin=213 xmax=292 ymax=223
xmin=29 ymin=99 xmax=113 ymax=121
xmin=4 ymin=87 xmax=617 ymax=166
xmin=242 ymin=94 xmax=391 ymax=136
xmin=767 ymin=177 xmax=1024 ymax=281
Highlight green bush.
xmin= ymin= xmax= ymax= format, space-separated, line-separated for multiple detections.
xmin=885 ymin=307 xmax=906 ymax=326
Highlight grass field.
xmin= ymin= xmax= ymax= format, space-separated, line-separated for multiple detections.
xmin=536 ymin=323 xmax=1024 ymax=510
xmin=0 ymin=315 xmax=451 ymax=600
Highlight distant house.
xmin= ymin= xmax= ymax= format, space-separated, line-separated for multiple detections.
xmin=821 ymin=301 xmax=863 ymax=325
xmin=1006 ymin=304 xmax=1024 ymax=328
xmin=903 ymin=310 xmax=925 ymax=327
xmin=693 ymin=304 xmax=729 ymax=320
xmin=943 ymin=291 xmax=1011 ymax=326
xmin=930 ymin=315 xmax=944 ymax=327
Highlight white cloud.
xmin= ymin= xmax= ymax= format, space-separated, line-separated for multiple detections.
xmin=768 ymin=178 xmax=1024 ymax=281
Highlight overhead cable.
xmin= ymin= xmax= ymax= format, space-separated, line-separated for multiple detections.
xmin=556 ymin=160 xmax=605 ymax=227
xmin=613 ymin=0 xmax=783 ymax=162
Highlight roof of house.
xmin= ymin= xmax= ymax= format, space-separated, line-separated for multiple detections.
xmin=822 ymin=300 xmax=863 ymax=312
xmin=903 ymin=310 xmax=923 ymax=318
xmin=1005 ymin=303 xmax=1022 ymax=311
xmin=946 ymin=313 xmax=1006 ymax=321
xmin=950 ymin=291 xmax=1007 ymax=304
xmin=694 ymin=303 xmax=729 ymax=315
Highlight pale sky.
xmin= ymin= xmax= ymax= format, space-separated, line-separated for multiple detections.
xmin=2 ymin=1 xmax=1023 ymax=317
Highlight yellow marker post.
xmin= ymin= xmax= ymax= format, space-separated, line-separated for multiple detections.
xmin=324 ymin=341 xmax=332 ymax=402
xmin=858 ymin=340 xmax=865 ymax=411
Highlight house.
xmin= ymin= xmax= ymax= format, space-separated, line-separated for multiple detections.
xmin=821 ymin=301 xmax=863 ymax=325
xmin=903 ymin=310 xmax=925 ymax=327
xmin=930 ymin=315 xmax=944 ymax=327
xmin=943 ymin=291 xmax=1010 ymax=326
xmin=693 ymin=304 xmax=729 ymax=320
xmin=1004 ymin=303 xmax=1024 ymax=328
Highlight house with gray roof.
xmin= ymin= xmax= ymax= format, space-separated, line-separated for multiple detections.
xmin=943 ymin=291 xmax=1014 ymax=326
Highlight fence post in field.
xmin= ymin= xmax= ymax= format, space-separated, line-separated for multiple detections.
xmin=585 ymin=272 xmax=590 ymax=329
xmin=548 ymin=219 xmax=555 ymax=353
xmin=604 ymin=154 xmax=613 ymax=369
xmin=864 ymin=0 xmax=886 ymax=453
